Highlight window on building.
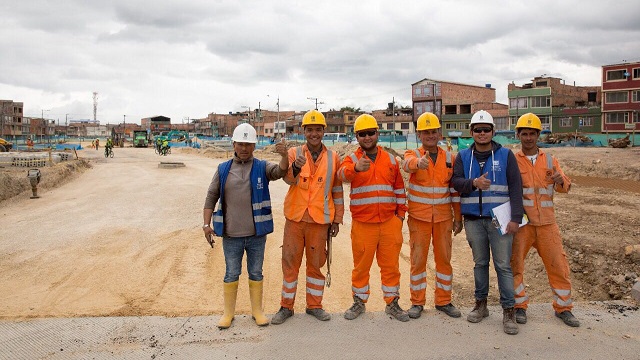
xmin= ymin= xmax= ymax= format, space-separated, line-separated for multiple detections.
xmin=463 ymin=122 xmax=470 ymax=129
xmin=444 ymin=105 xmax=457 ymax=114
xmin=539 ymin=116 xmax=550 ymax=130
xmin=560 ymin=117 xmax=572 ymax=127
xmin=445 ymin=123 xmax=457 ymax=130
xmin=401 ymin=122 xmax=410 ymax=130
xmin=510 ymin=116 xmax=518 ymax=126
xmin=606 ymin=112 xmax=628 ymax=123
xmin=588 ymin=92 xmax=597 ymax=103
xmin=460 ymin=104 xmax=471 ymax=114
xmin=536 ymin=81 xmax=548 ymax=87
xmin=386 ymin=123 xmax=394 ymax=130
xmin=414 ymin=87 xmax=422 ymax=96
xmin=494 ymin=117 xmax=509 ymax=130
xmin=634 ymin=112 xmax=639 ymax=123
xmin=632 ymin=90 xmax=640 ymax=102
xmin=582 ymin=117 xmax=594 ymax=127
xmin=518 ymin=97 xmax=528 ymax=108
xmin=530 ymin=96 xmax=551 ymax=108
xmin=605 ymin=91 xmax=629 ymax=103
xmin=606 ymin=70 xmax=626 ymax=81
xmin=633 ymin=68 xmax=640 ymax=79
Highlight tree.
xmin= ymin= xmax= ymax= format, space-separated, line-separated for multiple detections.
xmin=340 ymin=106 xmax=361 ymax=112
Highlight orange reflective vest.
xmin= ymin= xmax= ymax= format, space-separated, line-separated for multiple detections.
xmin=283 ymin=145 xmax=344 ymax=224
xmin=403 ymin=147 xmax=461 ymax=223
xmin=515 ymin=150 xmax=571 ymax=226
xmin=338 ymin=146 xmax=407 ymax=223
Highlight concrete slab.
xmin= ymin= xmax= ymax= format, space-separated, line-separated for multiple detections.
xmin=0 ymin=301 xmax=638 ymax=360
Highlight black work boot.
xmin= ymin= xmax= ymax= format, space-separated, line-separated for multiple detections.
xmin=503 ymin=307 xmax=519 ymax=335
xmin=270 ymin=307 xmax=293 ymax=325
xmin=435 ymin=303 xmax=462 ymax=318
xmin=344 ymin=296 xmax=366 ymax=320
xmin=515 ymin=308 xmax=527 ymax=324
xmin=467 ymin=299 xmax=489 ymax=323
xmin=556 ymin=310 xmax=580 ymax=327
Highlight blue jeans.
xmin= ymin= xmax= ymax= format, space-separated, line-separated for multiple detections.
xmin=222 ymin=235 xmax=266 ymax=283
xmin=464 ymin=218 xmax=515 ymax=308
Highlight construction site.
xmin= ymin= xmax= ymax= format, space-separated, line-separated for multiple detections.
xmin=0 ymin=141 xmax=639 ymax=358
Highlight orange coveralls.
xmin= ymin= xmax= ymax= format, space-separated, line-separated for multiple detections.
xmin=338 ymin=146 xmax=407 ymax=304
xmin=403 ymin=147 xmax=461 ymax=306
xmin=279 ymin=145 xmax=344 ymax=310
xmin=511 ymin=150 xmax=574 ymax=313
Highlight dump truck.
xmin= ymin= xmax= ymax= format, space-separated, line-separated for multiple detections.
xmin=0 ymin=137 xmax=13 ymax=152
xmin=133 ymin=131 xmax=149 ymax=148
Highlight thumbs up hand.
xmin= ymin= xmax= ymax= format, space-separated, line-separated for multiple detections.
xmin=550 ymin=168 xmax=564 ymax=186
xmin=355 ymin=156 xmax=372 ymax=172
xmin=417 ymin=155 xmax=429 ymax=170
xmin=294 ymin=154 xmax=306 ymax=169
xmin=474 ymin=172 xmax=491 ymax=190
xmin=274 ymin=138 xmax=288 ymax=157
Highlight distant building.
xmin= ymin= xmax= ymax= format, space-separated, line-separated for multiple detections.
xmin=371 ymin=103 xmax=414 ymax=135
xmin=0 ymin=100 xmax=24 ymax=137
xmin=141 ymin=116 xmax=171 ymax=135
xmin=601 ymin=61 xmax=640 ymax=132
xmin=508 ymin=76 xmax=601 ymax=133
xmin=412 ymin=79 xmax=508 ymax=137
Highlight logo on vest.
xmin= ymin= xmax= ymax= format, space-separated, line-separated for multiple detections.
xmin=318 ymin=176 xmax=323 ymax=183
xmin=256 ymin=177 xmax=263 ymax=189
xmin=492 ymin=160 xmax=503 ymax=173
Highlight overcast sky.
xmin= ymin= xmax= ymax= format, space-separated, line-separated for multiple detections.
xmin=1 ymin=0 xmax=639 ymax=125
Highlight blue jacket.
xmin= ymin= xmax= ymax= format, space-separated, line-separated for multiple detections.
xmin=458 ymin=146 xmax=511 ymax=217
xmin=213 ymin=158 xmax=274 ymax=236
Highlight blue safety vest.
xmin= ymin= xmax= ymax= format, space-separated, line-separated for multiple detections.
xmin=459 ymin=147 xmax=510 ymax=217
xmin=213 ymin=158 xmax=273 ymax=236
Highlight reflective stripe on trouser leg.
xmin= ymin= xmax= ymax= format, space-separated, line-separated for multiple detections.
xmin=350 ymin=220 xmax=377 ymax=303
xmin=432 ymin=220 xmax=454 ymax=306
xmin=376 ymin=216 xmax=403 ymax=304
xmin=303 ymin=222 xmax=330 ymax=309
xmin=408 ymin=216 xmax=431 ymax=306
xmin=535 ymin=223 xmax=574 ymax=312
xmin=511 ymin=224 xmax=535 ymax=309
xmin=280 ymin=219 xmax=306 ymax=309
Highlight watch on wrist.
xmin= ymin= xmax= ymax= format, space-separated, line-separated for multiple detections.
xmin=202 ymin=224 xmax=210 ymax=229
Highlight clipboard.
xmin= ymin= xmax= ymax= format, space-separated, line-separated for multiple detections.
xmin=489 ymin=201 xmax=528 ymax=235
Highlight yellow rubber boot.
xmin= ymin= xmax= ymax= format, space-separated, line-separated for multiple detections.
xmin=218 ymin=281 xmax=239 ymax=329
xmin=248 ymin=279 xmax=270 ymax=326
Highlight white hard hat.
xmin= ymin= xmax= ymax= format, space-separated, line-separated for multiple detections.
xmin=232 ymin=123 xmax=258 ymax=143
xmin=470 ymin=110 xmax=494 ymax=127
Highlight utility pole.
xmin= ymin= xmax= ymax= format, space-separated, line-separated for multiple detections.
xmin=307 ymin=97 xmax=324 ymax=110
xmin=392 ymin=97 xmax=396 ymax=141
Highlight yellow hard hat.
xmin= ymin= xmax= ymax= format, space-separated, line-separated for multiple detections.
xmin=416 ymin=112 xmax=441 ymax=131
xmin=515 ymin=113 xmax=542 ymax=131
xmin=301 ymin=110 xmax=327 ymax=127
xmin=353 ymin=114 xmax=379 ymax=133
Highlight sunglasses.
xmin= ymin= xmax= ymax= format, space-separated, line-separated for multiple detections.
xmin=472 ymin=127 xmax=493 ymax=134
xmin=357 ymin=130 xmax=377 ymax=137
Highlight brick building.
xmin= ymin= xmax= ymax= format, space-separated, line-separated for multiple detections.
xmin=141 ymin=116 xmax=171 ymax=135
xmin=508 ymin=76 xmax=601 ymax=133
xmin=412 ymin=79 xmax=508 ymax=137
xmin=601 ymin=61 xmax=640 ymax=132
xmin=0 ymin=100 xmax=24 ymax=137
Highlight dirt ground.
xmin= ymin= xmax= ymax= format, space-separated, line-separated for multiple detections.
xmin=0 ymin=143 xmax=638 ymax=320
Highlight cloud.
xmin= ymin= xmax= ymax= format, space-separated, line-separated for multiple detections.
xmin=1 ymin=0 xmax=639 ymax=123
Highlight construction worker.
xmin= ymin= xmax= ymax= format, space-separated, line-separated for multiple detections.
xmin=338 ymin=114 xmax=409 ymax=322
xmin=203 ymin=123 xmax=289 ymax=329
xmin=451 ymin=110 xmax=523 ymax=335
xmin=271 ymin=110 xmax=344 ymax=325
xmin=512 ymin=113 xmax=580 ymax=327
xmin=95 ymin=138 xmax=99 ymax=150
xmin=402 ymin=112 xmax=463 ymax=319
